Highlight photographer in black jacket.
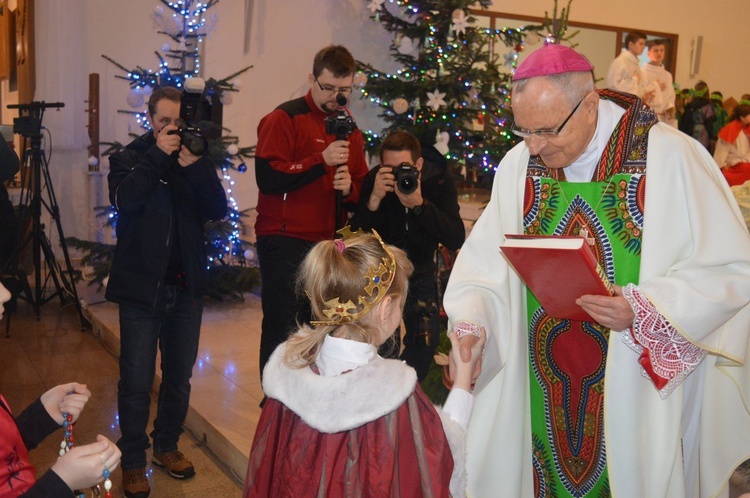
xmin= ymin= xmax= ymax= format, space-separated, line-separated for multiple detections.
xmin=351 ymin=130 xmax=464 ymax=380
xmin=106 ymin=86 xmax=226 ymax=498
xmin=0 ymin=133 xmax=20 ymax=266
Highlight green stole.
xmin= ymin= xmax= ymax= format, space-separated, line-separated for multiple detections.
xmin=521 ymin=90 xmax=657 ymax=497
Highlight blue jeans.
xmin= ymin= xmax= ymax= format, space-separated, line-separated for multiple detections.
xmin=116 ymin=285 xmax=203 ymax=470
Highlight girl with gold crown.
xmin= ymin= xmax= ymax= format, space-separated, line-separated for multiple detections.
xmin=243 ymin=230 xmax=484 ymax=497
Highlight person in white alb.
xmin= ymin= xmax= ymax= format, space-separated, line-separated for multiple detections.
xmin=606 ymin=31 xmax=655 ymax=101
xmin=640 ymin=39 xmax=677 ymax=127
xmin=445 ymin=43 xmax=750 ymax=498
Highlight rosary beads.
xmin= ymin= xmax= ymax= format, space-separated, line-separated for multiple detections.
xmin=59 ymin=407 xmax=112 ymax=498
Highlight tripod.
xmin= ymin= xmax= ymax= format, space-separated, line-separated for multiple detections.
xmin=7 ymin=101 xmax=86 ymax=328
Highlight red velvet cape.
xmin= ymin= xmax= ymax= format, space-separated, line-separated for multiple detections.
xmin=244 ymin=386 xmax=454 ymax=497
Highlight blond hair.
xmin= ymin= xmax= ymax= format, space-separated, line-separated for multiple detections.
xmin=284 ymin=233 xmax=414 ymax=368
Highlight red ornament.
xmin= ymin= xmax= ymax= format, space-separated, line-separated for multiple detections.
xmin=515 ymin=43 xmax=524 ymax=52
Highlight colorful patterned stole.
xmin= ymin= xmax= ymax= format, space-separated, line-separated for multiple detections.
xmin=522 ymin=90 xmax=657 ymax=498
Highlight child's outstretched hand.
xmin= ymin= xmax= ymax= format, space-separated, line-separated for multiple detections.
xmin=40 ymin=382 xmax=91 ymax=425
xmin=448 ymin=327 xmax=486 ymax=393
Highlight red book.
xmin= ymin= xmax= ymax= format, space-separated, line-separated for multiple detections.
xmin=500 ymin=234 xmax=614 ymax=321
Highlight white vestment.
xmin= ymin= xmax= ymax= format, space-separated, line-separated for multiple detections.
xmin=641 ymin=63 xmax=677 ymax=127
xmin=444 ymin=100 xmax=750 ymax=497
xmin=606 ymin=50 xmax=653 ymax=97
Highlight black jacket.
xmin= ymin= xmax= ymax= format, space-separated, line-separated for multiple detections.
xmin=350 ymin=152 xmax=464 ymax=279
xmin=0 ymin=136 xmax=20 ymax=266
xmin=105 ymin=131 xmax=227 ymax=310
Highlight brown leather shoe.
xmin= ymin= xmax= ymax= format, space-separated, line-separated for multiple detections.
xmin=152 ymin=450 xmax=196 ymax=480
xmin=122 ymin=467 xmax=150 ymax=498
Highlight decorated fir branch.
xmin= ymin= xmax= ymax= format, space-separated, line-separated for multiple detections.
xmin=358 ymin=0 xmax=578 ymax=185
xmin=357 ymin=0 xmax=547 ymax=184
xmin=542 ymin=0 xmax=579 ymax=46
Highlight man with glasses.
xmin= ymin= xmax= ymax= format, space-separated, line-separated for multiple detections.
xmin=254 ymin=45 xmax=369 ymax=376
xmin=350 ymin=130 xmax=464 ymax=381
xmin=445 ymin=43 xmax=750 ymax=497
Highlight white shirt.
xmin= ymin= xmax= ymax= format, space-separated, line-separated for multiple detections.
xmin=641 ymin=63 xmax=677 ymax=127
xmin=606 ymin=50 xmax=652 ymax=97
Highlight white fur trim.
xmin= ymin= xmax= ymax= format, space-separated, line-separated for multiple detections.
xmin=262 ymin=342 xmax=418 ymax=433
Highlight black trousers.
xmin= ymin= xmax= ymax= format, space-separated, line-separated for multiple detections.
xmin=381 ymin=273 xmax=440 ymax=382
xmin=256 ymin=235 xmax=314 ymax=377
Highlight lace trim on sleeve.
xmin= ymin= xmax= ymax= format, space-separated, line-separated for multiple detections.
xmin=621 ymin=283 xmax=707 ymax=399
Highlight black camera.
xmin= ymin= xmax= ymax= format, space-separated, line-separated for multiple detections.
xmin=168 ymin=77 xmax=222 ymax=156
xmin=324 ymin=93 xmax=356 ymax=140
xmin=393 ymin=162 xmax=419 ymax=194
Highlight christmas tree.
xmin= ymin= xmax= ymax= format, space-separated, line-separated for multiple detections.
xmin=67 ymin=0 xmax=260 ymax=300
xmin=356 ymin=0 xmax=548 ymax=186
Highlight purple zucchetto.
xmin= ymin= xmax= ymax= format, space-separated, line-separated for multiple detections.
xmin=513 ymin=44 xmax=594 ymax=81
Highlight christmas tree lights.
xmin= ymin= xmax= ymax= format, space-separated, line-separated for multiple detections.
xmin=68 ymin=0 xmax=260 ymax=300
xmin=357 ymin=0 xmax=548 ymax=185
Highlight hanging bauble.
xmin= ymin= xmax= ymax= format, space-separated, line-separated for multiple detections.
xmin=352 ymin=71 xmax=368 ymax=87
xmin=434 ymin=130 xmax=450 ymax=155
xmin=515 ymin=43 xmax=523 ymax=52
xmin=81 ymin=265 xmax=96 ymax=282
xmin=366 ymin=0 xmax=385 ymax=14
xmin=226 ymin=144 xmax=239 ymax=156
xmin=220 ymin=92 xmax=233 ymax=105
xmin=154 ymin=5 xmax=164 ymax=16
xmin=126 ymin=88 xmax=144 ymax=108
xmin=451 ymin=9 xmax=469 ymax=35
xmin=392 ymin=98 xmax=409 ymax=115
xmin=244 ymin=248 xmax=256 ymax=261
xmin=426 ymin=89 xmax=447 ymax=111
xmin=238 ymin=162 xmax=248 ymax=173
xmin=525 ymin=31 xmax=540 ymax=46
xmin=141 ymin=85 xmax=153 ymax=97
xmin=87 ymin=155 xmax=99 ymax=167
xmin=161 ymin=42 xmax=172 ymax=53
xmin=398 ymin=36 xmax=418 ymax=55
xmin=230 ymin=78 xmax=242 ymax=90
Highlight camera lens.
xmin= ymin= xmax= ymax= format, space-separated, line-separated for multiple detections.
xmin=394 ymin=163 xmax=418 ymax=194
xmin=398 ymin=176 xmax=416 ymax=194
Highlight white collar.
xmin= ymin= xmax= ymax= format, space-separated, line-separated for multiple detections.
xmin=563 ymin=99 xmax=626 ymax=182
xmin=315 ymin=335 xmax=377 ymax=377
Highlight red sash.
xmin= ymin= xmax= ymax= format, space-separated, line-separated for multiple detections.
xmin=0 ymin=395 xmax=36 ymax=497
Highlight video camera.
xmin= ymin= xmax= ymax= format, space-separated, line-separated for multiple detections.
xmin=393 ymin=162 xmax=419 ymax=194
xmin=325 ymin=93 xmax=356 ymax=141
xmin=8 ymin=101 xmax=65 ymax=138
xmin=169 ymin=77 xmax=222 ymax=156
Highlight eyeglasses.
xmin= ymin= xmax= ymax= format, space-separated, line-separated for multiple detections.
xmin=510 ymin=97 xmax=585 ymax=139
xmin=314 ymin=78 xmax=353 ymax=95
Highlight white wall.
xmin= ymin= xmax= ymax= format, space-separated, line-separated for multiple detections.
xmin=16 ymin=0 xmax=750 ymax=253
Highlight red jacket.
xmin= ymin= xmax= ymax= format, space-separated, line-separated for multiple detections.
xmin=254 ymin=91 xmax=368 ymax=242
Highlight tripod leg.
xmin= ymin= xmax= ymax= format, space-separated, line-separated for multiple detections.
xmin=37 ymin=149 xmax=87 ymax=329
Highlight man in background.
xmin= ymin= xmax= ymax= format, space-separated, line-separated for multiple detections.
xmin=254 ymin=45 xmax=369 ymax=376
xmin=640 ymin=39 xmax=677 ymax=127
xmin=351 ymin=130 xmax=464 ymax=380
xmin=107 ymin=86 xmax=227 ymax=498
xmin=606 ymin=31 xmax=654 ymax=101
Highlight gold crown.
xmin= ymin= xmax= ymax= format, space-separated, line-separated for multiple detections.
xmin=310 ymin=227 xmax=397 ymax=326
